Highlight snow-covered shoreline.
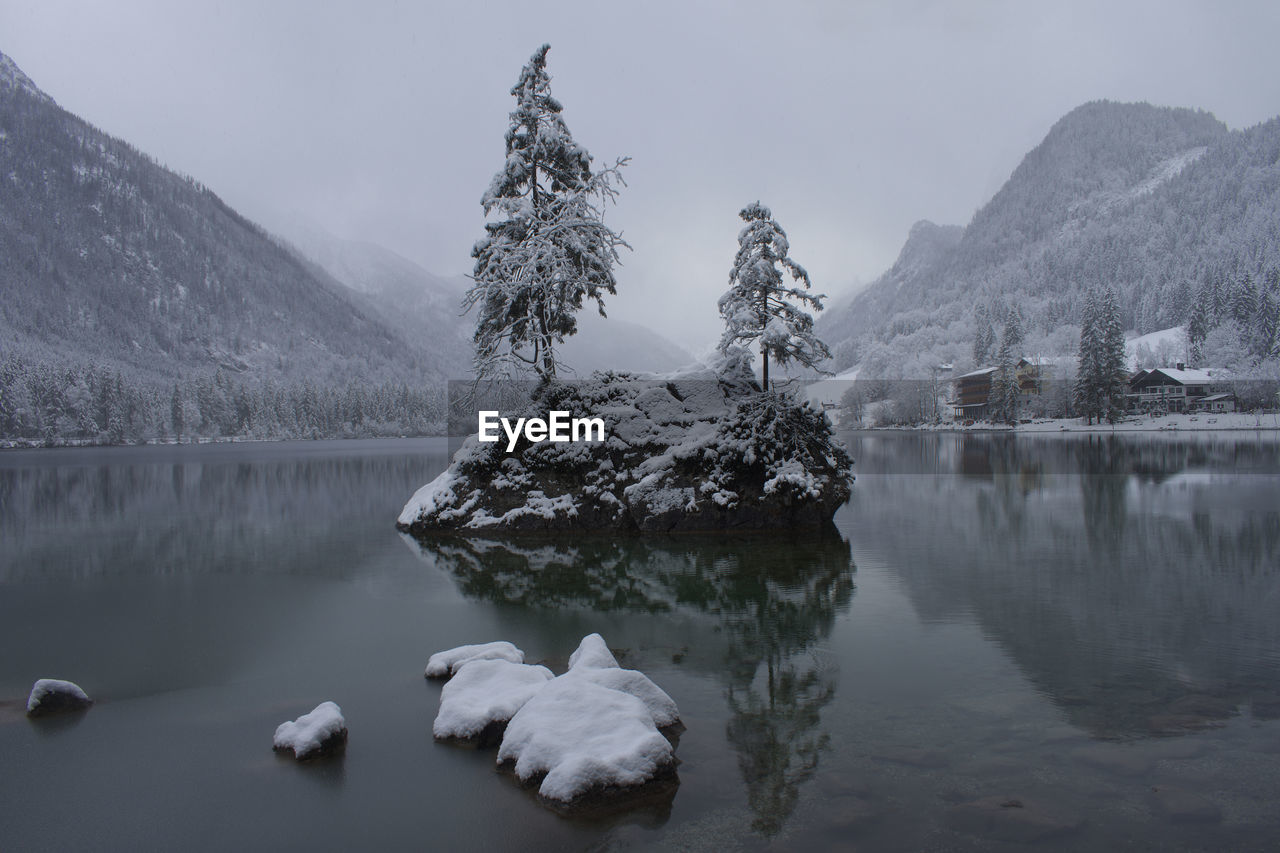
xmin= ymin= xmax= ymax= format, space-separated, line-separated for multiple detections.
xmin=850 ymin=411 xmax=1280 ymax=434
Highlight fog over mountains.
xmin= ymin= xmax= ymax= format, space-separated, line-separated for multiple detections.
xmin=821 ymin=101 xmax=1280 ymax=377
xmin=3 ymin=46 xmax=1278 ymax=442
xmin=0 ymin=51 xmax=462 ymax=388
xmin=0 ymin=49 xmax=695 ymax=443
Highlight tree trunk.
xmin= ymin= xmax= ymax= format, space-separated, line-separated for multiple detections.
xmin=761 ymin=343 xmax=769 ymax=392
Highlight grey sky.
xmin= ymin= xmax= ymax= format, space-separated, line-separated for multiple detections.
xmin=3 ymin=0 xmax=1279 ymax=348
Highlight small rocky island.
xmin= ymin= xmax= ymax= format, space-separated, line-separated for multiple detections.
xmin=397 ymin=356 xmax=853 ymax=535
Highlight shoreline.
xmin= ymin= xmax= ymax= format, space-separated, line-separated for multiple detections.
xmin=843 ymin=411 xmax=1280 ymax=434
xmin=0 ymin=433 xmax=448 ymax=452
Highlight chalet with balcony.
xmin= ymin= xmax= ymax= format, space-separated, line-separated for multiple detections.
xmin=1127 ymin=364 xmax=1222 ymax=413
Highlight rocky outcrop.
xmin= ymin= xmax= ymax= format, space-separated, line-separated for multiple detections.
xmin=397 ymin=362 xmax=852 ymax=535
xmin=26 ymin=679 xmax=92 ymax=717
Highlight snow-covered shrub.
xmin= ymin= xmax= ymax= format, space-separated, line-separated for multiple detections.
xmin=699 ymin=392 xmax=852 ymax=507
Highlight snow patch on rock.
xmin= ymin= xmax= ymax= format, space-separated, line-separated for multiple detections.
xmin=273 ymin=701 xmax=347 ymax=759
xmin=428 ymin=633 xmax=682 ymax=805
xmin=425 ymin=641 xmax=525 ymax=678
xmin=567 ymin=632 xmax=619 ymax=670
xmin=398 ymin=470 xmax=463 ymax=526
xmin=26 ymin=679 xmax=92 ymax=716
xmin=498 ymin=675 xmax=676 ymax=802
xmin=434 ymin=658 xmax=554 ymax=740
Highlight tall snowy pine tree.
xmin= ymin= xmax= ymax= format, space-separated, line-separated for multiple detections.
xmin=718 ymin=203 xmax=829 ymax=391
xmin=1097 ymin=286 xmax=1128 ymax=422
xmin=988 ymin=307 xmax=1024 ymax=424
xmin=1074 ymin=286 xmax=1128 ymax=423
xmin=465 ymin=44 xmax=629 ymax=382
xmin=972 ymin=307 xmax=995 ymax=366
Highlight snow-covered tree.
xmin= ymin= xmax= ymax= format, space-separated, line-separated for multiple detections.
xmin=1074 ymin=286 xmax=1127 ymax=423
xmin=972 ymin=307 xmax=995 ymax=366
xmin=718 ymin=203 xmax=829 ymax=391
xmin=988 ymin=308 xmax=1024 ymax=424
xmin=465 ymin=44 xmax=629 ymax=382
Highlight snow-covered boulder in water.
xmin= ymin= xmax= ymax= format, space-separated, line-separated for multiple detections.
xmin=273 ymin=701 xmax=347 ymax=760
xmin=566 ymin=632 xmax=619 ymax=670
xmin=498 ymin=673 xmax=677 ymax=803
xmin=433 ymin=658 xmax=554 ymax=741
xmin=397 ymin=360 xmax=852 ymax=534
xmin=427 ymin=633 xmax=682 ymax=805
xmin=563 ymin=633 xmax=681 ymax=728
xmin=26 ymin=679 xmax=92 ymax=717
xmin=425 ymin=641 xmax=525 ymax=678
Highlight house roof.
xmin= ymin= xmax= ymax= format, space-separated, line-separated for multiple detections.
xmin=1148 ymin=367 xmax=1216 ymax=384
xmin=1200 ymin=393 xmax=1235 ymax=402
xmin=1018 ymin=356 xmax=1069 ymax=367
xmin=957 ymin=366 xmax=999 ymax=379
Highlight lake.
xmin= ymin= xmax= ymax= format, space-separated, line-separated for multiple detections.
xmin=2 ymin=433 xmax=1279 ymax=851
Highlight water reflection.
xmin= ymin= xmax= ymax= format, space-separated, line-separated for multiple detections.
xmin=0 ymin=441 xmax=447 ymax=582
xmin=407 ymin=530 xmax=856 ymax=835
xmin=846 ymin=432 xmax=1280 ymax=740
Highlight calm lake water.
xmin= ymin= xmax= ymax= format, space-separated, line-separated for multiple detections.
xmin=2 ymin=433 xmax=1279 ymax=851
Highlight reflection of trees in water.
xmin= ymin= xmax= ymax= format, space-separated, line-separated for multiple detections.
xmin=848 ymin=433 xmax=1280 ymax=740
xmin=1075 ymin=436 xmax=1130 ymax=551
xmin=726 ymin=654 xmax=835 ymax=837
xmin=410 ymin=529 xmax=855 ymax=836
xmin=0 ymin=445 xmax=447 ymax=581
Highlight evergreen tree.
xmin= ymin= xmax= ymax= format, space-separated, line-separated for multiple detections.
xmin=465 ymin=44 xmax=629 ymax=382
xmin=1256 ymin=269 xmax=1280 ymax=360
xmin=1186 ymin=296 xmax=1209 ymax=365
xmin=718 ymin=202 xmax=829 ymax=391
xmin=972 ymin=307 xmax=994 ymax=366
xmin=1074 ymin=286 xmax=1128 ymax=424
xmin=1233 ymin=272 xmax=1257 ymax=326
xmin=987 ymin=308 xmax=1024 ymax=424
xmin=1074 ymin=292 xmax=1103 ymax=424
xmin=1097 ymin=285 xmax=1128 ymax=422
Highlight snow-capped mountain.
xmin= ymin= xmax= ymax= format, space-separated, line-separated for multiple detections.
xmin=821 ymin=101 xmax=1280 ymax=376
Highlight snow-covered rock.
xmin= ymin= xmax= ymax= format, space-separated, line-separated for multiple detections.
xmin=427 ymin=633 xmax=682 ymax=805
xmin=397 ymin=365 xmax=852 ymax=534
xmin=272 ymin=701 xmax=347 ymax=760
xmin=563 ymin=633 xmax=680 ymax=727
xmin=433 ymin=658 xmax=554 ymax=741
xmin=568 ymin=666 xmax=682 ymax=729
xmin=425 ymin=641 xmax=525 ymax=678
xmin=497 ymin=674 xmax=676 ymax=803
xmin=26 ymin=679 xmax=92 ymax=716
xmin=566 ymin=632 xmax=619 ymax=670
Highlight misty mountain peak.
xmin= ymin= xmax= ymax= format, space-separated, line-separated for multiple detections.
xmin=0 ymin=51 xmax=53 ymax=105
xmin=892 ymin=220 xmax=963 ymax=275
xmin=1032 ymin=100 xmax=1225 ymax=179
xmin=962 ymin=100 xmax=1228 ymax=256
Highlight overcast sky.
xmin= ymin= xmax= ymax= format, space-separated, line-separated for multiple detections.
xmin=4 ymin=0 xmax=1279 ymax=348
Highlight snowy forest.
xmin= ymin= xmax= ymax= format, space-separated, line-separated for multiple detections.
xmin=0 ymin=358 xmax=443 ymax=444
xmin=821 ymin=103 xmax=1280 ymax=386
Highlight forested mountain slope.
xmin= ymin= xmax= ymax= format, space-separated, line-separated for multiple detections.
xmin=0 ymin=49 xmax=446 ymax=387
xmin=821 ymin=101 xmax=1280 ymax=376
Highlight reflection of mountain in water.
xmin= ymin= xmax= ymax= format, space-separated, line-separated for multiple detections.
xmin=0 ymin=442 xmax=447 ymax=582
xmin=408 ymin=530 xmax=855 ymax=836
xmin=0 ymin=441 xmax=450 ymax=700
xmin=846 ymin=432 xmax=1280 ymax=739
